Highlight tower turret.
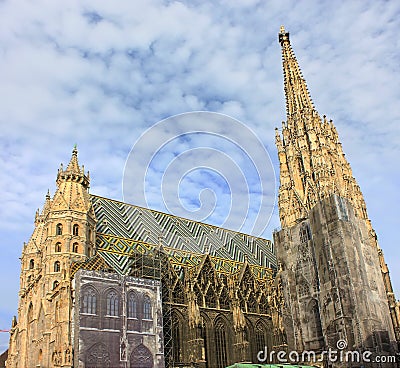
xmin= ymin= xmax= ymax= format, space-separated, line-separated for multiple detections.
xmin=7 ymin=147 xmax=96 ymax=368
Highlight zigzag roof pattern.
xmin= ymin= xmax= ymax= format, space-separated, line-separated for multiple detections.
xmin=71 ymin=233 xmax=274 ymax=281
xmin=90 ymin=195 xmax=276 ymax=269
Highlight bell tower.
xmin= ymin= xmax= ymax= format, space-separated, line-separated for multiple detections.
xmin=274 ymin=26 xmax=399 ymax=360
xmin=7 ymin=147 xmax=96 ymax=368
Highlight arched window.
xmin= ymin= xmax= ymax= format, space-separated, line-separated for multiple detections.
xmin=56 ymin=223 xmax=63 ymax=235
xmin=215 ymin=319 xmax=228 ymax=368
xmin=55 ymin=242 xmax=62 ymax=252
xmin=72 ymin=242 xmax=79 ymax=253
xmin=29 ymin=259 xmax=35 ymax=269
xmin=53 ymin=280 xmax=59 ymax=289
xmin=73 ymin=224 xmax=79 ymax=236
xmin=106 ymin=291 xmax=119 ymax=316
xmin=143 ymin=295 xmax=152 ymax=320
xmin=82 ymin=288 xmax=97 ymax=314
xmin=127 ymin=292 xmax=137 ymax=318
xmin=255 ymin=322 xmax=266 ymax=358
xmin=54 ymin=261 xmax=60 ymax=272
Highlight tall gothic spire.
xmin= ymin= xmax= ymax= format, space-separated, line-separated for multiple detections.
xmin=276 ymin=26 xmax=368 ymax=228
xmin=279 ymin=25 xmax=315 ymax=118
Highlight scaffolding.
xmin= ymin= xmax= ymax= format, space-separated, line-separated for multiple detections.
xmin=128 ymin=237 xmax=175 ymax=368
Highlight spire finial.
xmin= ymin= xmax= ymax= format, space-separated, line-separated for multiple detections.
xmin=72 ymin=144 xmax=78 ymax=156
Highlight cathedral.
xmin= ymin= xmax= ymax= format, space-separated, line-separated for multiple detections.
xmin=5 ymin=27 xmax=400 ymax=368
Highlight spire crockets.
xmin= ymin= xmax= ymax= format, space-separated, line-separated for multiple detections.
xmin=276 ymin=26 xmax=368 ymax=228
xmin=279 ymin=25 xmax=315 ymax=118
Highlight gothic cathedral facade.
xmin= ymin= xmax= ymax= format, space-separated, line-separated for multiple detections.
xmin=6 ymin=27 xmax=400 ymax=368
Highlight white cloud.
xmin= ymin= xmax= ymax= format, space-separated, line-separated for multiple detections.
xmin=0 ymin=0 xmax=399 ymax=350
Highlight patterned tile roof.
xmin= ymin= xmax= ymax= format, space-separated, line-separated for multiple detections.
xmin=90 ymin=195 xmax=276 ymax=269
xmin=71 ymin=233 xmax=274 ymax=281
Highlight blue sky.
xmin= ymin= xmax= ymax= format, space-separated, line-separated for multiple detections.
xmin=1 ymin=0 xmax=400 ymax=352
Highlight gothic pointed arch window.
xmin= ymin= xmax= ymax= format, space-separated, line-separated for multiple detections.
xmin=55 ymin=242 xmax=62 ymax=252
xmin=54 ymin=261 xmax=60 ymax=272
xmin=130 ymin=344 xmax=153 ymax=368
xmin=215 ymin=318 xmax=228 ymax=368
xmin=255 ymin=321 xmax=266 ymax=358
xmin=106 ymin=290 xmax=119 ymax=316
xmin=143 ymin=295 xmax=152 ymax=320
xmin=53 ymin=280 xmax=59 ymax=289
xmin=127 ymin=292 xmax=138 ymax=318
xmin=82 ymin=287 xmax=98 ymax=315
xmin=56 ymin=223 xmax=63 ymax=235
xmin=29 ymin=259 xmax=35 ymax=269
xmin=72 ymin=242 xmax=79 ymax=253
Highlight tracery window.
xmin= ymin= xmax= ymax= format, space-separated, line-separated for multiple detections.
xmin=106 ymin=290 xmax=119 ymax=316
xmin=73 ymin=224 xmax=79 ymax=236
xmin=143 ymin=295 xmax=152 ymax=320
xmin=82 ymin=288 xmax=97 ymax=314
xmin=72 ymin=242 xmax=79 ymax=253
xmin=55 ymin=242 xmax=62 ymax=252
xmin=127 ymin=292 xmax=137 ymax=318
xmin=56 ymin=223 xmax=63 ymax=235
xmin=215 ymin=319 xmax=228 ymax=368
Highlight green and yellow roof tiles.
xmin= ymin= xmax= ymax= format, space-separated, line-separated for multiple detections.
xmin=72 ymin=232 xmax=274 ymax=281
